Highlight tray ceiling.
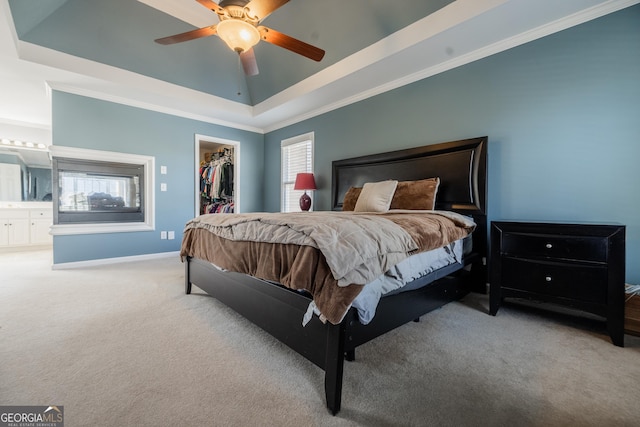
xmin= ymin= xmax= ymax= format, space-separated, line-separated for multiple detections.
xmin=1 ymin=0 xmax=637 ymax=133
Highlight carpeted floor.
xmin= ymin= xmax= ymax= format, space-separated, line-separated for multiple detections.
xmin=1 ymin=249 xmax=639 ymax=426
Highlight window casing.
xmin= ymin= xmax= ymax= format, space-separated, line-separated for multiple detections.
xmin=281 ymin=133 xmax=314 ymax=212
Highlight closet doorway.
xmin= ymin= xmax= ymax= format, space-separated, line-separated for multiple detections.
xmin=195 ymin=134 xmax=240 ymax=217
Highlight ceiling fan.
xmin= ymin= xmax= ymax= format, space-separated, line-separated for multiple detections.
xmin=155 ymin=0 xmax=325 ymax=76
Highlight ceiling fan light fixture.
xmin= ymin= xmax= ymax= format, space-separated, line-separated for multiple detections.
xmin=217 ymin=19 xmax=260 ymax=53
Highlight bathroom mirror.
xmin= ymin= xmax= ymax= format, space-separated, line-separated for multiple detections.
xmin=0 ymin=146 xmax=52 ymax=202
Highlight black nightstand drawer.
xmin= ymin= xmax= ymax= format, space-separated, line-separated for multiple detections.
xmin=502 ymin=258 xmax=608 ymax=304
xmin=502 ymin=232 xmax=607 ymax=263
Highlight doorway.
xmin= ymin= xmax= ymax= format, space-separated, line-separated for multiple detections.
xmin=194 ymin=134 xmax=240 ymax=216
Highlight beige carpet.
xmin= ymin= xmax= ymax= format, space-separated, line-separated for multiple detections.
xmin=1 ymin=249 xmax=639 ymax=427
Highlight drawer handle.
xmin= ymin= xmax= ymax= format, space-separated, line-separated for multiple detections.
xmin=545 ymin=243 xmax=553 ymax=249
xmin=545 ymin=276 xmax=552 ymax=282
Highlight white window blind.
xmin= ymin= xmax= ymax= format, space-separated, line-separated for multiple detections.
xmin=281 ymin=133 xmax=314 ymax=212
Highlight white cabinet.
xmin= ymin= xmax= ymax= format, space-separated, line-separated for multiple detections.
xmin=0 ymin=210 xmax=30 ymax=246
xmin=0 ymin=205 xmax=52 ymax=248
xmin=29 ymin=209 xmax=53 ymax=245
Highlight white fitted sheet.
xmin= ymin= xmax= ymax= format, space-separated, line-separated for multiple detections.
xmin=302 ymin=238 xmax=465 ymax=326
xmin=350 ymin=238 xmax=464 ymax=324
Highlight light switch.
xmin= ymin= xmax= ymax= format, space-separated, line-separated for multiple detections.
xmin=168 ymin=231 xmax=175 ymax=240
xmin=160 ymin=165 xmax=167 ymax=174
xmin=160 ymin=183 xmax=167 ymax=191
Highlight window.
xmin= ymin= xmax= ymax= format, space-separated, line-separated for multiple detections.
xmin=49 ymin=146 xmax=154 ymax=235
xmin=281 ymin=133 xmax=313 ymax=212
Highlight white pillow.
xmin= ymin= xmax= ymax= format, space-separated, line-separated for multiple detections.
xmin=354 ymin=180 xmax=398 ymax=212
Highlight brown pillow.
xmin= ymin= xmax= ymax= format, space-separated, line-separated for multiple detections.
xmin=342 ymin=186 xmax=362 ymax=211
xmin=389 ymin=177 xmax=440 ymax=210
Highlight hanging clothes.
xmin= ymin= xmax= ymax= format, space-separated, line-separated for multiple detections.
xmin=199 ymin=149 xmax=234 ymax=214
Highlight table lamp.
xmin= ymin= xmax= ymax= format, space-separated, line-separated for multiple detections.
xmin=294 ymin=173 xmax=316 ymax=211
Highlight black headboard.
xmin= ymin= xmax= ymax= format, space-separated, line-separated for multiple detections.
xmin=332 ymin=137 xmax=487 ymax=214
xmin=331 ymin=136 xmax=488 ymax=267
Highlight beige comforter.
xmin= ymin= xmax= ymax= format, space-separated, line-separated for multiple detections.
xmin=180 ymin=210 xmax=475 ymax=324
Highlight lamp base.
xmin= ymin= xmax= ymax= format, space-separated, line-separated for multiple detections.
xmin=299 ymin=192 xmax=312 ymax=211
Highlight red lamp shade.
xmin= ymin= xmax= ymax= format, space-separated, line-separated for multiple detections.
xmin=293 ymin=173 xmax=316 ymax=211
xmin=293 ymin=173 xmax=316 ymax=191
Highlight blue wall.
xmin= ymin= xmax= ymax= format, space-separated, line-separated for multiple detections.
xmin=263 ymin=6 xmax=640 ymax=283
xmin=51 ymin=92 xmax=264 ymax=264
xmin=50 ymin=6 xmax=640 ymax=283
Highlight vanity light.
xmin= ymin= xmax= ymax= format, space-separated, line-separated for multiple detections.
xmin=0 ymin=138 xmax=49 ymax=150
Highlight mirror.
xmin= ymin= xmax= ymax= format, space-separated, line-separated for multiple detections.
xmin=0 ymin=146 xmax=52 ymax=202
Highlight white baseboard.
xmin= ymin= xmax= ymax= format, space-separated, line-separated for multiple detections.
xmin=52 ymin=251 xmax=180 ymax=270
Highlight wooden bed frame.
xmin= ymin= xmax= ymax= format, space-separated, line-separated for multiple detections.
xmin=184 ymin=136 xmax=488 ymax=415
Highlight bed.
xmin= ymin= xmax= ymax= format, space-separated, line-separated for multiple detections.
xmin=180 ymin=136 xmax=488 ymax=415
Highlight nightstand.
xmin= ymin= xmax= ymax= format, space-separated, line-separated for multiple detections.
xmin=490 ymin=221 xmax=626 ymax=347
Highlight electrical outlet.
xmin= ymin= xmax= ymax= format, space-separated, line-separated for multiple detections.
xmin=168 ymin=231 xmax=175 ymax=240
xmin=160 ymin=231 xmax=167 ymax=240
xmin=160 ymin=183 xmax=167 ymax=191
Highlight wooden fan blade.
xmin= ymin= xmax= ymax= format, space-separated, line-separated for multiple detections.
xmin=240 ymin=48 xmax=259 ymax=76
xmin=195 ymin=0 xmax=225 ymax=14
xmin=245 ymin=0 xmax=289 ymax=21
xmin=258 ymin=26 xmax=325 ymax=62
xmin=155 ymin=25 xmax=217 ymax=45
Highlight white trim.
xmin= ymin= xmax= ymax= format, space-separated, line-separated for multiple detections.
xmin=51 ymin=250 xmax=179 ymax=269
xmin=260 ymin=0 xmax=640 ymax=133
xmin=280 ymin=132 xmax=315 ymax=148
xmin=194 ymin=134 xmax=241 ymax=216
xmin=46 ymin=81 xmax=263 ymax=134
xmin=50 ymin=222 xmax=154 ymax=235
xmin=48 ymin=145 xmax=155 ymax=235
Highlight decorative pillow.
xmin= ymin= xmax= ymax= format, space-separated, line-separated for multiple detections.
xmin=354 ymin=180 xmax=398 ymax=212
xmin=389 ymin=177 xmax=440 ymax=210
xmin=342 ymin=186 xmax=362 ymax=211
